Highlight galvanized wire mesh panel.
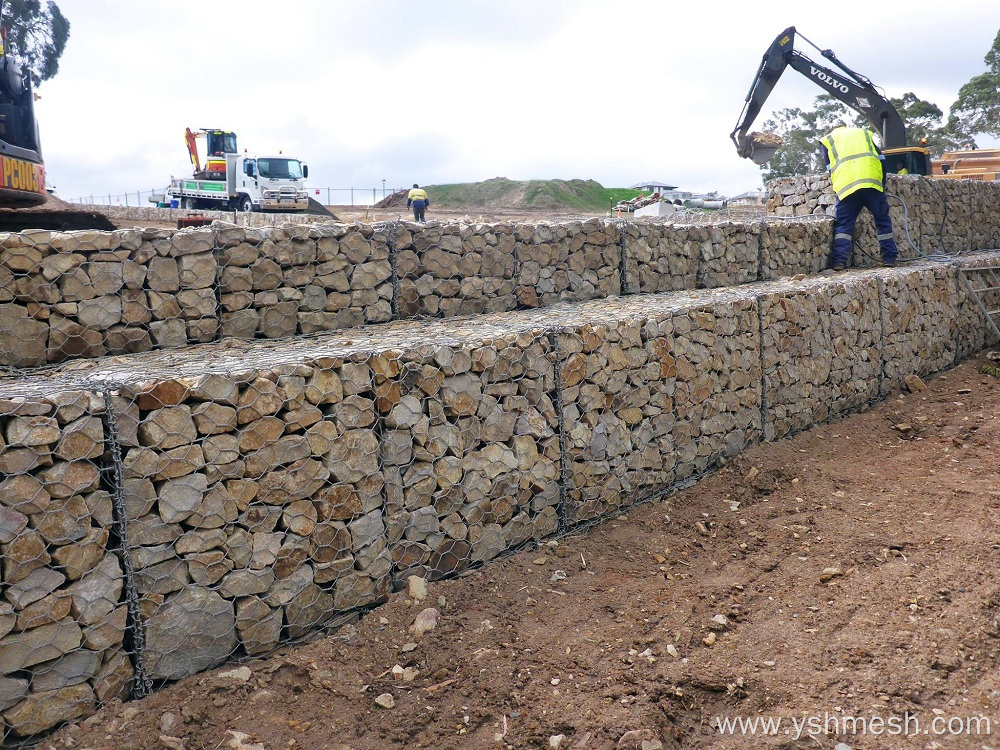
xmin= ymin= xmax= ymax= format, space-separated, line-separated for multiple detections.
xmin=955 ymin=253 xmax=1000 ymax=357
xmin=217 ymin=223 xmax=393 ymax=338
xmin=759 ymin=276 xmax=881 ymax=441
xmin=396 ymin=222 xmax=517 ymax=317
xmin=670 ymin=293 xmax=762 ymax=481
xmin=0 ymin=383 xmax=132 ymax=741
xmin=759 ymin=217 xmax=832 ymax=279
xmin=382 ymin=331 xmax=560 ymax=581
xmin=513 ymin=220 xmax=621 ymax=308
xmin=557 ymin=308 xmax=676 ymax=523
xmin=879 ymin=265 xmax=961 ymax=392
xmin=113 ymin=353 xmax=395 ymax=681
xmin=623 ymin=223 xmax=706 ymax=294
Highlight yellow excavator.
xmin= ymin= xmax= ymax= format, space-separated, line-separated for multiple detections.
xmin=0 ymin=18 xmax=46 ymax=206
xmin=731 ymin=26 xmax=931 ymax=176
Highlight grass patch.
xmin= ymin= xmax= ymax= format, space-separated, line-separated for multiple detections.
xmin=427 ymin=178 xmax=645 ymax=213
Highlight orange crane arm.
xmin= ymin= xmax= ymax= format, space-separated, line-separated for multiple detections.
xmin=184 ymin=127 xmax=201 ymax=174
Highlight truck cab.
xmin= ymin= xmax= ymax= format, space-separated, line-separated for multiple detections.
xmin=234 ymin=154 xmax=309 ymax=211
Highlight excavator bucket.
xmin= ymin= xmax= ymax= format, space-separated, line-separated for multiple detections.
xmin=748 ymin=142 xmax=779 ymax=165
xmin=739 ymin=131 xmax=783 ymax=165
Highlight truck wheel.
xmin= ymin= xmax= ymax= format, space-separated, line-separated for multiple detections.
xmin=182 ymin=198 xmax=197 ymax=209
xmin=239 ymin=196 xmax=254 ymax=213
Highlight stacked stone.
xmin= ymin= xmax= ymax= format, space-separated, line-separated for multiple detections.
xmin=624 ymin=223 xmax=761 ymax=293
xmin=696 ymin=223 xmax=761 ymax=288
xmin=4 ymin=250 xmax=1000 ymax=742
xmin=555 ymin=300 xmax=679 ymax=522
xmin=114 ymin=350 xmax=395 ymax=680
xmin=0 ymin=386 xmax=130 ymax=740
xmin=513 ymin=219 xmax=620 ymax=307
xmin=879 ymin=265 xmax=960 ymax=392
xmin=767 ymin=175 xmax=831 ymax=218
xmin=669 ymin=292 xmax=762 ymax=480
xmin=766 ymin=174 xmax=1000 ymax=263
xmin=759 ymin=218 xmax=831 ymax=279
xmin=621 ymin=222 xmax=702 ymax=293
xmin=396 ymin=222 xmax=517 ymax=317
xmin=84 ymin=204 xmax=330 ymax=229
xmin=0 ymin=226 xmax=221 ymax=367
xmin=136 ymin=227 xmax=219 ymax=348
xmin=217 ymin=222 xmax=393 ymax=338
xmin=966 ymin=180 xmax=1000 ymax=252
xmin=759 ymin=275 xmax=880 ymax=440
xmin=823 ymin=276 xmax=883 ymax=411
xmin=380 ymin=332 xmax=561 ymax=579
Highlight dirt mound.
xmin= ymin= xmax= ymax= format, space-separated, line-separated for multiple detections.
xmin=0 ymin=193 xmax=117 ymax=231
xmin=375 ymin=190 xmax=408 ymax=209
xmin=41 ymin=350 xmax=1000 ymax=749
xmin=305 ymin=197 xmax=339 ymax=220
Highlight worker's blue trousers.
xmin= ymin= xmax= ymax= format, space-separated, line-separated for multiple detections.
xmin=829 ymin=188 xmax=899 ymax=267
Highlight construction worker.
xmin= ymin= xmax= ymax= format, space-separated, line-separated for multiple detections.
xmin=407 ymin=183 xmax=429 ymax=222
xmin=819 ymin=123 xmax=899 ymax=270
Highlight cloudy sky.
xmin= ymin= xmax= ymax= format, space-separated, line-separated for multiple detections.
xmin=32 ymin=1 xmax=1000 ymax=205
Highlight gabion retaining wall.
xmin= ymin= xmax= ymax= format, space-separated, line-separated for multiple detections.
xmin=768 ymin=173 xmax=1000 ymax=262
xmin=4 ymin=173 xmax=999 ymax=369
xmin=80 ymin=204 xmax=334 ymax=229
xmin=1 ymin=251 xmax=997 ymax=742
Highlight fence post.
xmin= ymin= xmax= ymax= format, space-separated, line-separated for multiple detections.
xmin=326 ymin=187 xmax=331 ymax=206
xmin=350 ymin=188 xmax=354 ymax=206
xmin=373 ymin=188 xmax=376 ymax=204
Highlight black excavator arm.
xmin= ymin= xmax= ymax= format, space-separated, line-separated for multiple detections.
xmin=731 ymin=27 xmax=928 ymax=175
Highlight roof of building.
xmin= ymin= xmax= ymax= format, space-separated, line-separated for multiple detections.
xmin=629 ymin=180 xmax=678 ymax=190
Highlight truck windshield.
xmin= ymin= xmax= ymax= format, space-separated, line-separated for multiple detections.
xmin=257 ymin=158 xmax=303 ymax=179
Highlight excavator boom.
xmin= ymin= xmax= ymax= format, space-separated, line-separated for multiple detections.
xmin=731 ymin=26 xmax=929 ymax=175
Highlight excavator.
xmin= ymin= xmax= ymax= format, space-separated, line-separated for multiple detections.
xmin=0 ymin=21 xmax=46 ymax=206
xmin=184 ymin=127 xmax=238 ymax=180
xmin=731 ymin=26 xmax=931 ymax=176
xmin=0 ymin=14 xmax=114 ymax=230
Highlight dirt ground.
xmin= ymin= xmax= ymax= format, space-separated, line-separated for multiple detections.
xmin=37 ymin=351 xmax=1000 ymax=750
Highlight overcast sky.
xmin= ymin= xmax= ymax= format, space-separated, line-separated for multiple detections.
xmin=33 ymin=1 xmax=1000 ymax=205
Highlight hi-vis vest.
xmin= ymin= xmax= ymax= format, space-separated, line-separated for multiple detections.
xmin=408 ymin=187 xmax=427 ymax=202
xmin=820 ymin=127 xmax=884 ymax=200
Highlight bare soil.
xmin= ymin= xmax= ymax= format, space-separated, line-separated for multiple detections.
xmin=39 ymin=351 xmax=1000 ymax=750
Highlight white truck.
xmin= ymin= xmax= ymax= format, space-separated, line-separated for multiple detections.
xmin=153 ymin=152 xmax=311 ymax=213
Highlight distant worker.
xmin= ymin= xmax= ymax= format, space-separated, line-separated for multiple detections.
xmin=895 ymin=159 xmax=909 ymax=176
xmin=407 ymin=183 xmax=429 ymax=222
xmin=819 ymin=123 xmax=899 ymax=271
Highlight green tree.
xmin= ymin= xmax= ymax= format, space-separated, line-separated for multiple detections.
xmin=949 ymin=29 xmax=1000 ymax=140
xmin=2 ymin=0 xmax=70 ymax=83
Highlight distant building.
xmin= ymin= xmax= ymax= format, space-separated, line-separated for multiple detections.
xmin=630 ymin=180 xmax=677 ymax=194
xmin=728 ymin=190 xmax=765 ymax=206
xmin=629 ymin=181 xmax=695 ymax=202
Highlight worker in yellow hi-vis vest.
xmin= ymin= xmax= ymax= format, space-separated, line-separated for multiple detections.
xmin=407 ymin=183 xmax=429 ymax=222
xmin=819 ymin=123 xmax=899 ymax=271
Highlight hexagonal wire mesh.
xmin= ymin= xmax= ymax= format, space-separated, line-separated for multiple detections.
xmin=2 ymin=206 xmax=1000 ymax=743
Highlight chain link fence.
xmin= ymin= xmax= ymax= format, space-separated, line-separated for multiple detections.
xmin=66 ymin=188 xmax=408 ymax=209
